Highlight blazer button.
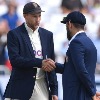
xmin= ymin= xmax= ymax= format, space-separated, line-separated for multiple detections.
xmin=33 ymin=76 xmax=35 ymax=78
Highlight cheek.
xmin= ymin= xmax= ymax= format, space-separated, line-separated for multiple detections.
xmin=32 ymin=18 xmax=38 ymax=23
xmin=39 ymin=17 xmax=41 ymax=21
xmin=29 ymin=18 xmax=36 ymax=24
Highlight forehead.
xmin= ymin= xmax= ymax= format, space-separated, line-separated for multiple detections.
xmin=29 ymin=12 xmax=41 ymax=16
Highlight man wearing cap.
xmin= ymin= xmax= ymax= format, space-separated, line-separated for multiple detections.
xmin=54 ymin=11 xmax=100 ymax=100
xmin=4 ymin=2 xmax=58 ymax=100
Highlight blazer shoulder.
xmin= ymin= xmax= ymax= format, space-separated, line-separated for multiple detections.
xmin=8 ymin=24 xmax=24 ymax=35
xmin=12 ymin=24 xmax=24 ymax=32
xmin=39 ymin=27 xmax=53 ymax=35
xmin=72 ymin=33 xmax=87 ymax=43
xmin=69 ymin=38 xmax=85 ymax=50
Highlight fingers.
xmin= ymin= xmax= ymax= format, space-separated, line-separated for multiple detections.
xmin=96 ymin=92 xmax=100 ymax=99
xmin=96 ymin=97 xmax=100 ymax=100
xmin=47 ymin=59 xmax=56 ymax=68
xmin=92 ymin=94 xmax=100 ymax=100
xmin=42 ymin=59 xmax=56 ymax=72
xmin=52 ymin=95 xmax=58 ymax=100
xmin=42 ymin=64 xmax=54 ymax=72
xmin=96 ymin=92 xmax=100 ymax=96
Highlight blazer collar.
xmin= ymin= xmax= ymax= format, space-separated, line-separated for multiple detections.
xmin=20 ymin=23 xmax=35 ymax=57
xmin=38 ymin=28 xmax=47 ymax=59
xmin=20 ymin=23 xmax=47 ymax=59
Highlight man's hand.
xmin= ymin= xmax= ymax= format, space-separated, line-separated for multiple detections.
xmin=52 ymin=95 xmax=58 ymax=100
xmin=42 ymin=59 xmax=56 ymax=72
xmin=96 ymin=92 xmax=100 ymax=99
xmin=92 ymin=94 xmax=100 ymax=100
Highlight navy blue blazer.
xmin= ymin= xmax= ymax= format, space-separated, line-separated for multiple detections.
xmin=56 ymin=33 xmax=97 ymax=100
xmin=4 ymin=23 xmax=58 ymax=100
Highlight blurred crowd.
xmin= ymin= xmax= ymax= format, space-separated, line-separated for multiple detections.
xmin=0 ymin=0 xmax=100 ymax=99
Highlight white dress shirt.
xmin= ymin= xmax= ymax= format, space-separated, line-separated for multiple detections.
xmin=25 ymin=23 xmax=49 ymax=100
xmin=25 ymin=23 xmax=45 ymax=79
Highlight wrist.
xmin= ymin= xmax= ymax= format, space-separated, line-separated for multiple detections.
xmin=92 ymin=94 xmax=96 ymax=99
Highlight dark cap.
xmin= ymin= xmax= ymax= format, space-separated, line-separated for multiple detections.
xmin=61 ymin=11 xmax=86 ymax=25
xmin=23 ymin=2 xmax=44 ymax=14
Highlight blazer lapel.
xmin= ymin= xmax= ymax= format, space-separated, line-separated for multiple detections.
xmin=20 ymin=23 xmax=35 ymax=57
xmin=38 ymin=28 xmax=47 ymax=59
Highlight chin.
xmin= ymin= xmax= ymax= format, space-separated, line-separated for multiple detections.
xmin=35 ymin=25 xmax=39 ymax=28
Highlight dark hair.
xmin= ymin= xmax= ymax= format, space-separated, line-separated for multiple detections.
xmin=72 ymin=23 xmax=85 ymax=29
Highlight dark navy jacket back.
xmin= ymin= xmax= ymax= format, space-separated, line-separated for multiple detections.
xmin=56 ymin=33 xmax=97 ymax=100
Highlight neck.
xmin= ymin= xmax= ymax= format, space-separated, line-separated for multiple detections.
xmin=72 ymin=29 xmax=84 ymax=36
xmin=29 ymin=26 xmax=36 ymax=32
xmin=26 ymin=23 xmax=38 ymax=32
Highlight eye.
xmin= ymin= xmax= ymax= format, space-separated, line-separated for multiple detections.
xmin=32 ymin=15 xmax=37 ymax=17
xmin=39 ymin=14 xmax=41 ymax=17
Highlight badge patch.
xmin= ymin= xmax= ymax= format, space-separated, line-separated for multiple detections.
xmin=33 ymin=2 xmax=38 ymax=8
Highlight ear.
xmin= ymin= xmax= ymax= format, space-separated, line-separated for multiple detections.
xmin=68 ymin=21 xmax=72 ymax=28
xmin=23 ymin=14 xmax=27 ymax=18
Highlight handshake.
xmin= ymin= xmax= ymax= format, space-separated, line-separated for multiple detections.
xmin=42 ymin=59 xmax=56 ymax=72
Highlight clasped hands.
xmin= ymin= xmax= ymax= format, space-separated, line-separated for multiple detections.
xmin=42 ymin=59 xmax=55 ymax=72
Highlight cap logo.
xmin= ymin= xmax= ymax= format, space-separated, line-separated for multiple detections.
xmin=33 ymin=3 xmax=38 ymax=8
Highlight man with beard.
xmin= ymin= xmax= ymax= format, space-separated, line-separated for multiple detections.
xmin=54 ymin=11 xmax=100 ymax=100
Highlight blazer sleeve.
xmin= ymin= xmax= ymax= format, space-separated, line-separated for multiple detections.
xmin=7 ymin=30 xmax=42 ymax=69
xmin=69 ymin=39 xmax=96 ymax=97
xmin=55 ymin=63 xmax=64 ymax=74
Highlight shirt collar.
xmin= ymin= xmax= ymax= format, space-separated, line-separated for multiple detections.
xmin=24 ymin=23 xmax=39 ymax=35
xmin=69 ymin=30 xmax=84 ymax=45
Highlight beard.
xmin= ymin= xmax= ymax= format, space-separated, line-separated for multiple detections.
xmin=67 ymin=28 xmax=72 ymax=41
